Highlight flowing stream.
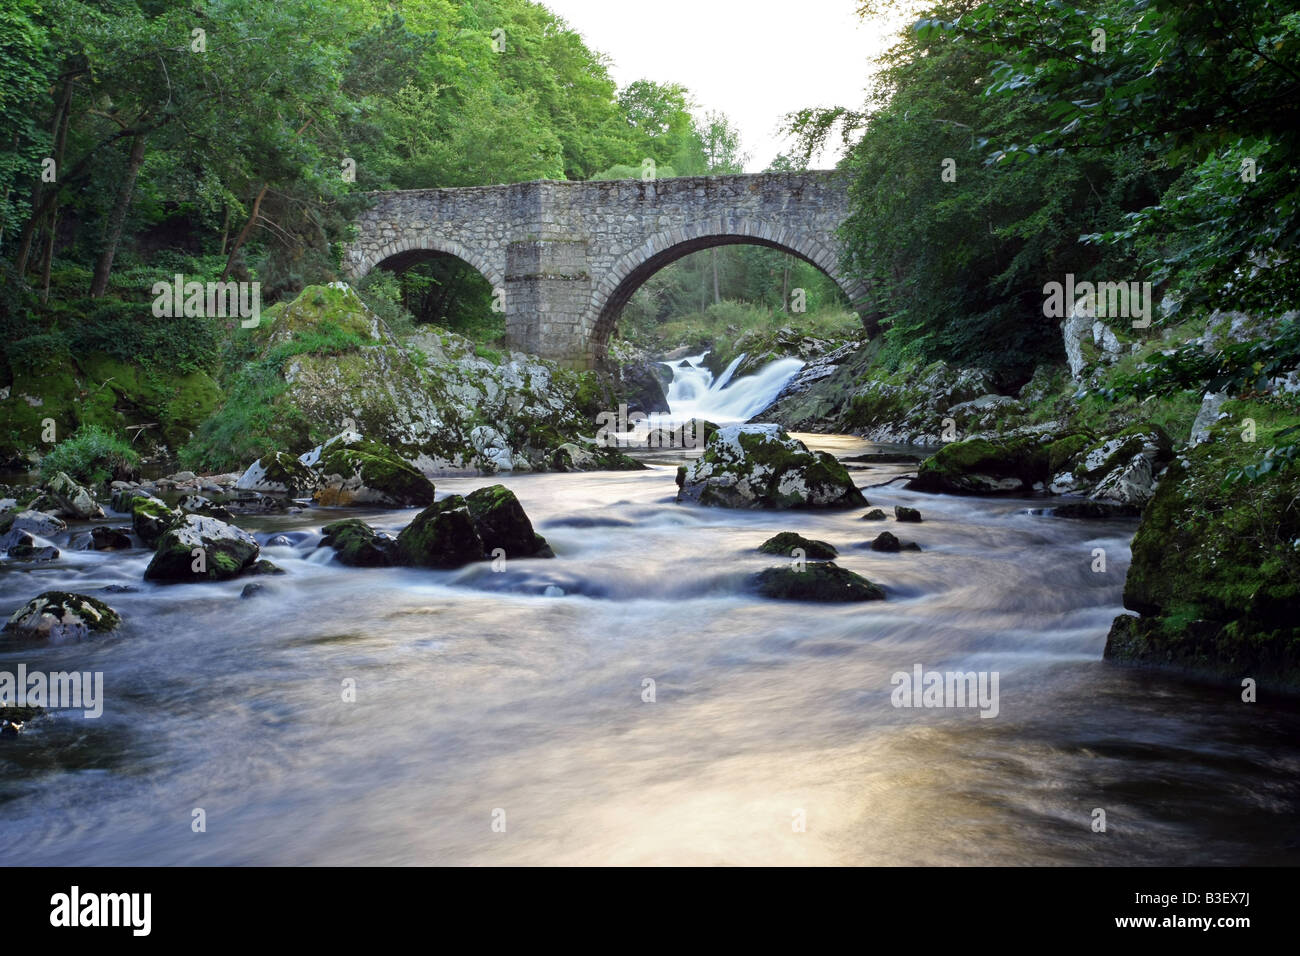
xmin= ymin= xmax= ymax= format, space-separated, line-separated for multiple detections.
xmin=1 ymin=360 xmax=1298 ymax=865
xmin=660 ymin=352 xmax=804 ymax=424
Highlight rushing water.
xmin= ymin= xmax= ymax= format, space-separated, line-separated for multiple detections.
xmin=660 ymin=352 xmax=804 ymax=424
xmin=1 ymin=364 xmax=1298 ymax=866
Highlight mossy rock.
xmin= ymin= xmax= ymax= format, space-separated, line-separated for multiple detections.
xmin=908 ymin=435 xmax=1053 ymax=495
xmin=314 ymin=437 xmax=435 ymax=508
xmin=143 ymin=515 xmax=261 ymax=582
xmin=131 ymin=496 xmax=184 ymax=548
xmin=1108 ymin=398 xmax=1300 ymax=686
xmin=464 ymin=484 xmax=552 ymax=559
xmin=320 ymin=518 xmax=396 ymax=567
xmin=549 ymin=443 xmax=647 ymax=472
xmin=4 ymin=590 xmax=121 ymax=640
xmin=753 ymin=563 xmax=885 ymax=602
xmin=236 ymin=450 xmax=320 ymax=498
xmin=678 ymin=424 xmax=866 ymax=509
xmin=757 ymin=532 xmax=837 ymax=560
xmin=395 ymin=495 xmax=485 ymax=569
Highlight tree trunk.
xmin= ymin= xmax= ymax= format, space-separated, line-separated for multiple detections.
xmin=40 ymin=208 xmax=59 ymax=304
xmin=90 ymin=132 xmax=148 ymax=297
xmin=711 ymin=248 xmax=720 ymax=306
xmin=781 ymin=256 xmax=790 ymax=312
xmin=220 ymin=183 xmax=269 ymax=281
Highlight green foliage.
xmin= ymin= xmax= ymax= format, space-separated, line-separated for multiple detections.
xmin=38 ymin=424 xmax=139 ymax=485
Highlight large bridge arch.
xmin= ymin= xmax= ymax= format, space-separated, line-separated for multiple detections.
xmin=588 ymin=218 xmax=868 ymax=360
xmin=342 ymin=171 xmax=871 ymax=369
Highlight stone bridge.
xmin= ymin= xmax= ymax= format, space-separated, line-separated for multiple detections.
xmin=342 ymin=170 xmax=870 ymax=368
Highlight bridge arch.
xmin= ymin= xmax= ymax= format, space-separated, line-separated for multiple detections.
xmin=587 ymin=218 xmax=867 ymax=362
xmin=356 ymin=236 xmax=505 ymax=295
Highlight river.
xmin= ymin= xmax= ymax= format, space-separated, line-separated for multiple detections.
xmin=1 ymin=357 xmax=1298 ymax=865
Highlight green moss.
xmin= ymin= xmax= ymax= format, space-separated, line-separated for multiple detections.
xmin=395 ymin=495 xmax=486 ymax=568
xmin=315 ymin=438 xmax=434 ymax=507
xmin=758 ymin=532 xmax=838 ymax=560
xmin=1109 ymin=395 xmax=1300 ymax=686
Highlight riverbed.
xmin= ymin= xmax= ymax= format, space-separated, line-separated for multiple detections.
xmin=2 ymin=435 xmax=1298 ymax=866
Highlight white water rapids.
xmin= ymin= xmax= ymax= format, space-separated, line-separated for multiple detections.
xmin=660 ymin=352 xmax=804 ymax=424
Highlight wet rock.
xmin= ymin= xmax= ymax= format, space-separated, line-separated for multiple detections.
xmin=131 ymin=496 xmax=183 ymax=548
xmin=908 ymin=434 xmax=1080 ymax=496
xmin=0 ymin=509 xmax=66 ymax=547
xmin=178 ymin=494 xmax=235 ymax=523
xmin=6 ymin=531 xmax=60 ymax=561
xmin=1048 ymin=500 xmax=1141 ymax=519
xmin=395 ymin=495 xmax=485 ymax=569
xmin=312 ymin=435 xmax=435 ymax=508
xmin=464 ymin=485 xmax=553 ymax=559
xmin=4 ymin=591 xmax=121 ymax=640
xmin=246 ymin=559 xmax=285 ymax=575
xmin=757 ymin=532 xmax=838 ymax=560
xmin=620 ymin=363 xmax=671 ymax=415
xmin=235 ymin=450 xmax=320 ymax=498
xmin=240 ymin=583 xmax=265 ymax=599
xmin=869 ymin=531 xmax=901 ymax=552
xmin=144 ymin=515 xmax=261 ymax=582
xmin=265 ymin=534 xmax=295 ymax=548
xmin=894 ymin=506 xmax=923 ymax=522
xmin=753 ymin=563 xmax=885 ymax=602
xmin=89 ymin=526 xmax=133 ymax=550
xmin=860 ymin=509 xmax=887 ymax=520
xmin=320 ymin=518 xmax=396 ymax=567
xmin=549 ymin=442 xmax=647 ymax=472
xmin=42 ymin=471 xmax=105 ymax=520
xmin=677 ymin=424 xmax=866 ymax=509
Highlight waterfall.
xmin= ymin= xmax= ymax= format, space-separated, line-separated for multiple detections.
xmin=660 ymin=352 xmax=804 ymax=424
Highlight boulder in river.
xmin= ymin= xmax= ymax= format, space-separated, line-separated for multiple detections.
xmin=870 ymin=531 xmax=901 ymax=553
xmin=753 ymin=563 xmax=885 ymax=602
xmin=312 ymin=435 xmax=435 ymax=508
xmin=676 ymin=424 xmax=867 ymax=509
xmin=320 ymin=518 xmax=397 ymax=567
xmin=395 ymin=495 xmax=485 ymax=569
xmin=907 ymin=434 xmax=1086 ymax=495
xmin=7 ymin=531 xmax=60 ymax=561
xmin=4 ymin=591 xmax=121 ymax=640
xmin=894 ymin=506 xmax=922 ymax=522
xmin=131 ymin=495 xmax=183 ymax=548
xmin=0 ymin=509 xmax=67 ymax=548
xmin=143 ymin=515 xmax=261 ymax=582
xmin=42 ymin=471 xmax=105 ymax=520
xmin=860 ymin=509 xmax=887 ymax=520
xmin=620 ymin=362 xmax=671 ymax=415
xmin=178 ymin=494 xmax=235 ymax=523
xmin=235 ymin=450 xmax=320 ymax=498
xmin=757 ymin=532 xmax=838 ymax=560
xmin=549 ymin=442 xmax=646 ymax=472
xmin=464 ymin=485 xmax=553 ymax=559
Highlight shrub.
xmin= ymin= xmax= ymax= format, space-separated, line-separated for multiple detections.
xmin=38 ymin=424 xmax=140 ymax=486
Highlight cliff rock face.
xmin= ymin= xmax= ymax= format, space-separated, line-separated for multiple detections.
xmin=191 ymin=285 xmax=616 ymax=476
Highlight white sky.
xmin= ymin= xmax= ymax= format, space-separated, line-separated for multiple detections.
xmin=540 ymin=0 xmax=907 ymax=171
